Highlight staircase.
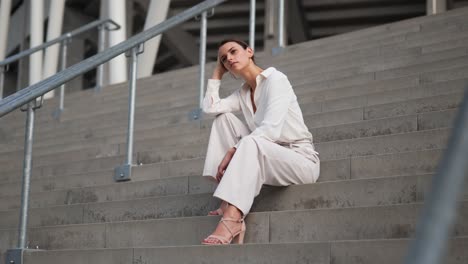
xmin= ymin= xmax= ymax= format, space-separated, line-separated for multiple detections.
xmin=159 ymin=0 xmax=428 ymax=70
xmin=0 ymin=6 xmax=468 ymax=264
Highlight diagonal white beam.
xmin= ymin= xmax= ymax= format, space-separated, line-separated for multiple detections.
xmin=0 ymin=0 xmax=12 ymax=60
xmin=42 ymin=0 xmax=66 ymax=99
xmin=29 ymin=0 xmax=44 ymax=86
xmin=137 ymin=0 xmax=171 ymax=78
xmin=106 ymin=0 xmax=128 ymax=84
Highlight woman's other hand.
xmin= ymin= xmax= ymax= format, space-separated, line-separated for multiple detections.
xmin=216 ymin=147 xmax=236 ymax=182
xmin=212 ymin=59 xmax=227 ymax=80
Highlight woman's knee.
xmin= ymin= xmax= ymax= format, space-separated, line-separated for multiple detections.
xmin=213 ymin=113 xmax=235 ymax=125
xmin=236 ymin=136 xmax=261 ymax=153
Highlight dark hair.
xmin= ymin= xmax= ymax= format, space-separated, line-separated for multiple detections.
xmin=217 ymin=38 xmax=256 ymax=64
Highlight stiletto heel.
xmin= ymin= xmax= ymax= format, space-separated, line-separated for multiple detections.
xmin=202 ymin=217 xmax=246 ymax=245
xmin=234 ymin=222 xmax=246 ymax=244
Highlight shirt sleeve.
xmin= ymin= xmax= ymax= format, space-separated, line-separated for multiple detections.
xmin=235 ymin=76 xmax=293 ymax=147
xmin=202 ymin=79 xmax=241 ymax=116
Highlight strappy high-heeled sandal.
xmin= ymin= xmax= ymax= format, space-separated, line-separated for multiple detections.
xmin=201 ymin=217 xmax=246 ymax=245
xmin=208 ymin=201 xmax=228 ymax=216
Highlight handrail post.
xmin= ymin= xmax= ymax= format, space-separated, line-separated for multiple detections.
xmin=278 ymin=0 xmax=285 ymax=48
xmin=191 ymin=8 xmax=214 ymax=121
xmin=96 ymin=24 xmax=106 ymax=92
xmin=114 ymin=44 xmax=144 ymax=182
xmin=249 ymin=0 xmax=256 ymax=50
xmin=199 ymin=11 xmax=207 ymax=110
xmin=53 ymin=36 xmax=71 ymax=119
xmin=0 ymin=65 xmax=5 ymax=99
xmin=5 ymin=99 xmax=42 ymax=264
xmin=18 ymin=102 xmax=35 ymax=249
xmin=272 ymin=0 xmax=285 ymax=55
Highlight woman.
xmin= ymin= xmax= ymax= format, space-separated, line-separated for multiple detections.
xmin=201 ymin=39 xmax=320 ymax=245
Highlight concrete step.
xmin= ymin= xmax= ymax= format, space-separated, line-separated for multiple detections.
xmin=303 ymin=92 xmax=460 ymax=128
xmin=3 ymin=20 xmax=467 ymax=128
xmin=76 ymin=105 xmax=455 ymax=152
xmin=0 ymin=97 xmax=457 ymax=176
xmin=281 ymin=34 xmax=468 ymax=77
xmin=278 ymin=8 xmax=468 ymax=59
xmin=2 ymin=51 xmax=463 ymax=143
xmin=0 ymin=102 xmax=457 ymax=175
xmin=2 ymin=81 xmax=464 ymax=157
xmin=283 ymin=48 xmax=468 ymax=89
xmin=297 ymin=77 xmax=466 ymax=103
xmin=2 ymin=173 xmax=467 ymax=229
xmin=315 ymin=128 xmax=449 ymax=160
xmin=0 ymin=175 xmax=189 ymax=211
xmin=24 ymin=48 xmax=468 ymax=130
xmin=44 ymin=41 xmax=466 ymax=117
xmin=274 ymin=24 xmax=462 ymax=69
xmin=305 ymin=5 xmax=424 ymax=23
xmin=0 ymin=70 xmax=200 ymax=127
xmin=0 ymin=146 xmax=446 ymax=196
xmin=3 ymin=7 xmax=467 ymax=125
xmin=20 ymin=237 xmax=468 ymax=264
xmin=3 ymin=88 xmax=458 ymax=165
xmin=292 ymin=56 xmax=468 ymax=93
xmin=63 ymin=26 xmax=465 ymax=113
xmin=9 ymin=75 xmax=464 ymax=148
xmin=0 ymin=202 xmax=466 ymax=250
xmin=0 ymin=128 xmax=452 ymax=209
xmin=0 ymin=139 xmax=447 ymax=194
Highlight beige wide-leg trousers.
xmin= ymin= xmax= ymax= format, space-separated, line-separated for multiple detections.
xmin=203 ymin=113 xmax=320 ymax=215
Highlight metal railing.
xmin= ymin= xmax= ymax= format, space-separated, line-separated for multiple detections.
xmin=0 ymin=18 xmax=120 ymax=117
xmin=404 ymin=88 xmax=468 ymax=264
xmin=249 ymin=0 xmax=256 ymax=50
xmin=1 ymin=1 xmax=228 ymax=263
xmin=0 ymin=0 xmax=292 ymax=263
xmin=278 ymin=0 xmax=285 ymax=48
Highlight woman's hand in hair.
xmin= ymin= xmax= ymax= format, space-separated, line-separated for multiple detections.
xmin=216 ymin=147 xmax=236 ymax=182
xmin=212 ymin=59 xmax=228 ymax=80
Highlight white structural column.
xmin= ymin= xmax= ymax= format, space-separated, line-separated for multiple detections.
xmin=29 ymin=0 xmax=44 ymax=85
xmin=137 ymin=0 xmax=171 ymax=78
xmin=42 ymin=0 xmax=66 ymax=99
xmin=106 ymin=0 xmax=127 ymax=84
xmin=427 ymin=0 xmax=447 ymax=14
xmin=0 ymin=0 xmax=12 ymax=60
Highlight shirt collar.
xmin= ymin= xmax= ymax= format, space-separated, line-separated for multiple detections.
xmin=259 ymin=67 xmax=276 ymax=79
xmin=241 ymin=67 xmax=276 ymax=90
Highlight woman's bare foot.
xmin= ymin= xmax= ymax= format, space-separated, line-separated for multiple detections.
xmin=208 ymin=200 xmax=228 ymax=216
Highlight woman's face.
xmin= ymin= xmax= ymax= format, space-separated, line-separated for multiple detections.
xmin=218 ymin=42 xmax=254 ymax=75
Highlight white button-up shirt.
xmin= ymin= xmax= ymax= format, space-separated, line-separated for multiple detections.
xmin=203 ymin=67 xmax=314 ymax=146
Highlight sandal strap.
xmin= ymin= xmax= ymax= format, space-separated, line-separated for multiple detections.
xmin=219 ymin=217 xmax=244 ymax=238
xmin=220 ymin=220 xmax=235 ymax=237
xmin=205 ymin=234 xmax=229 ymax=244
xmin=219 ymin=217 xmax=244 ymax=223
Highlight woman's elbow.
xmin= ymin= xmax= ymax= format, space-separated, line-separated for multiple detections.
xmin=202 ymin=106 xmax=218 ymax=116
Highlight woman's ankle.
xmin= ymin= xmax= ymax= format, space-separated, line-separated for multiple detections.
xmin=223 ymin=204 xmax=243 ymax=219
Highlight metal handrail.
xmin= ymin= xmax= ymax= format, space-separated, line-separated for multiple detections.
xmin=249 ymin=0 xmax=256 ymax=50
xmin=2 ymin=2 xmax=227 ymax=263
xmin=0 ymin=18 xmax=120 ymax=109
xmin=0 ymin=18 xmax=120 ymax=67
xmin=0 ymin=0 xmax=227 ymax=117
xmin=404 ymin=88 xmax=468 ymax=264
